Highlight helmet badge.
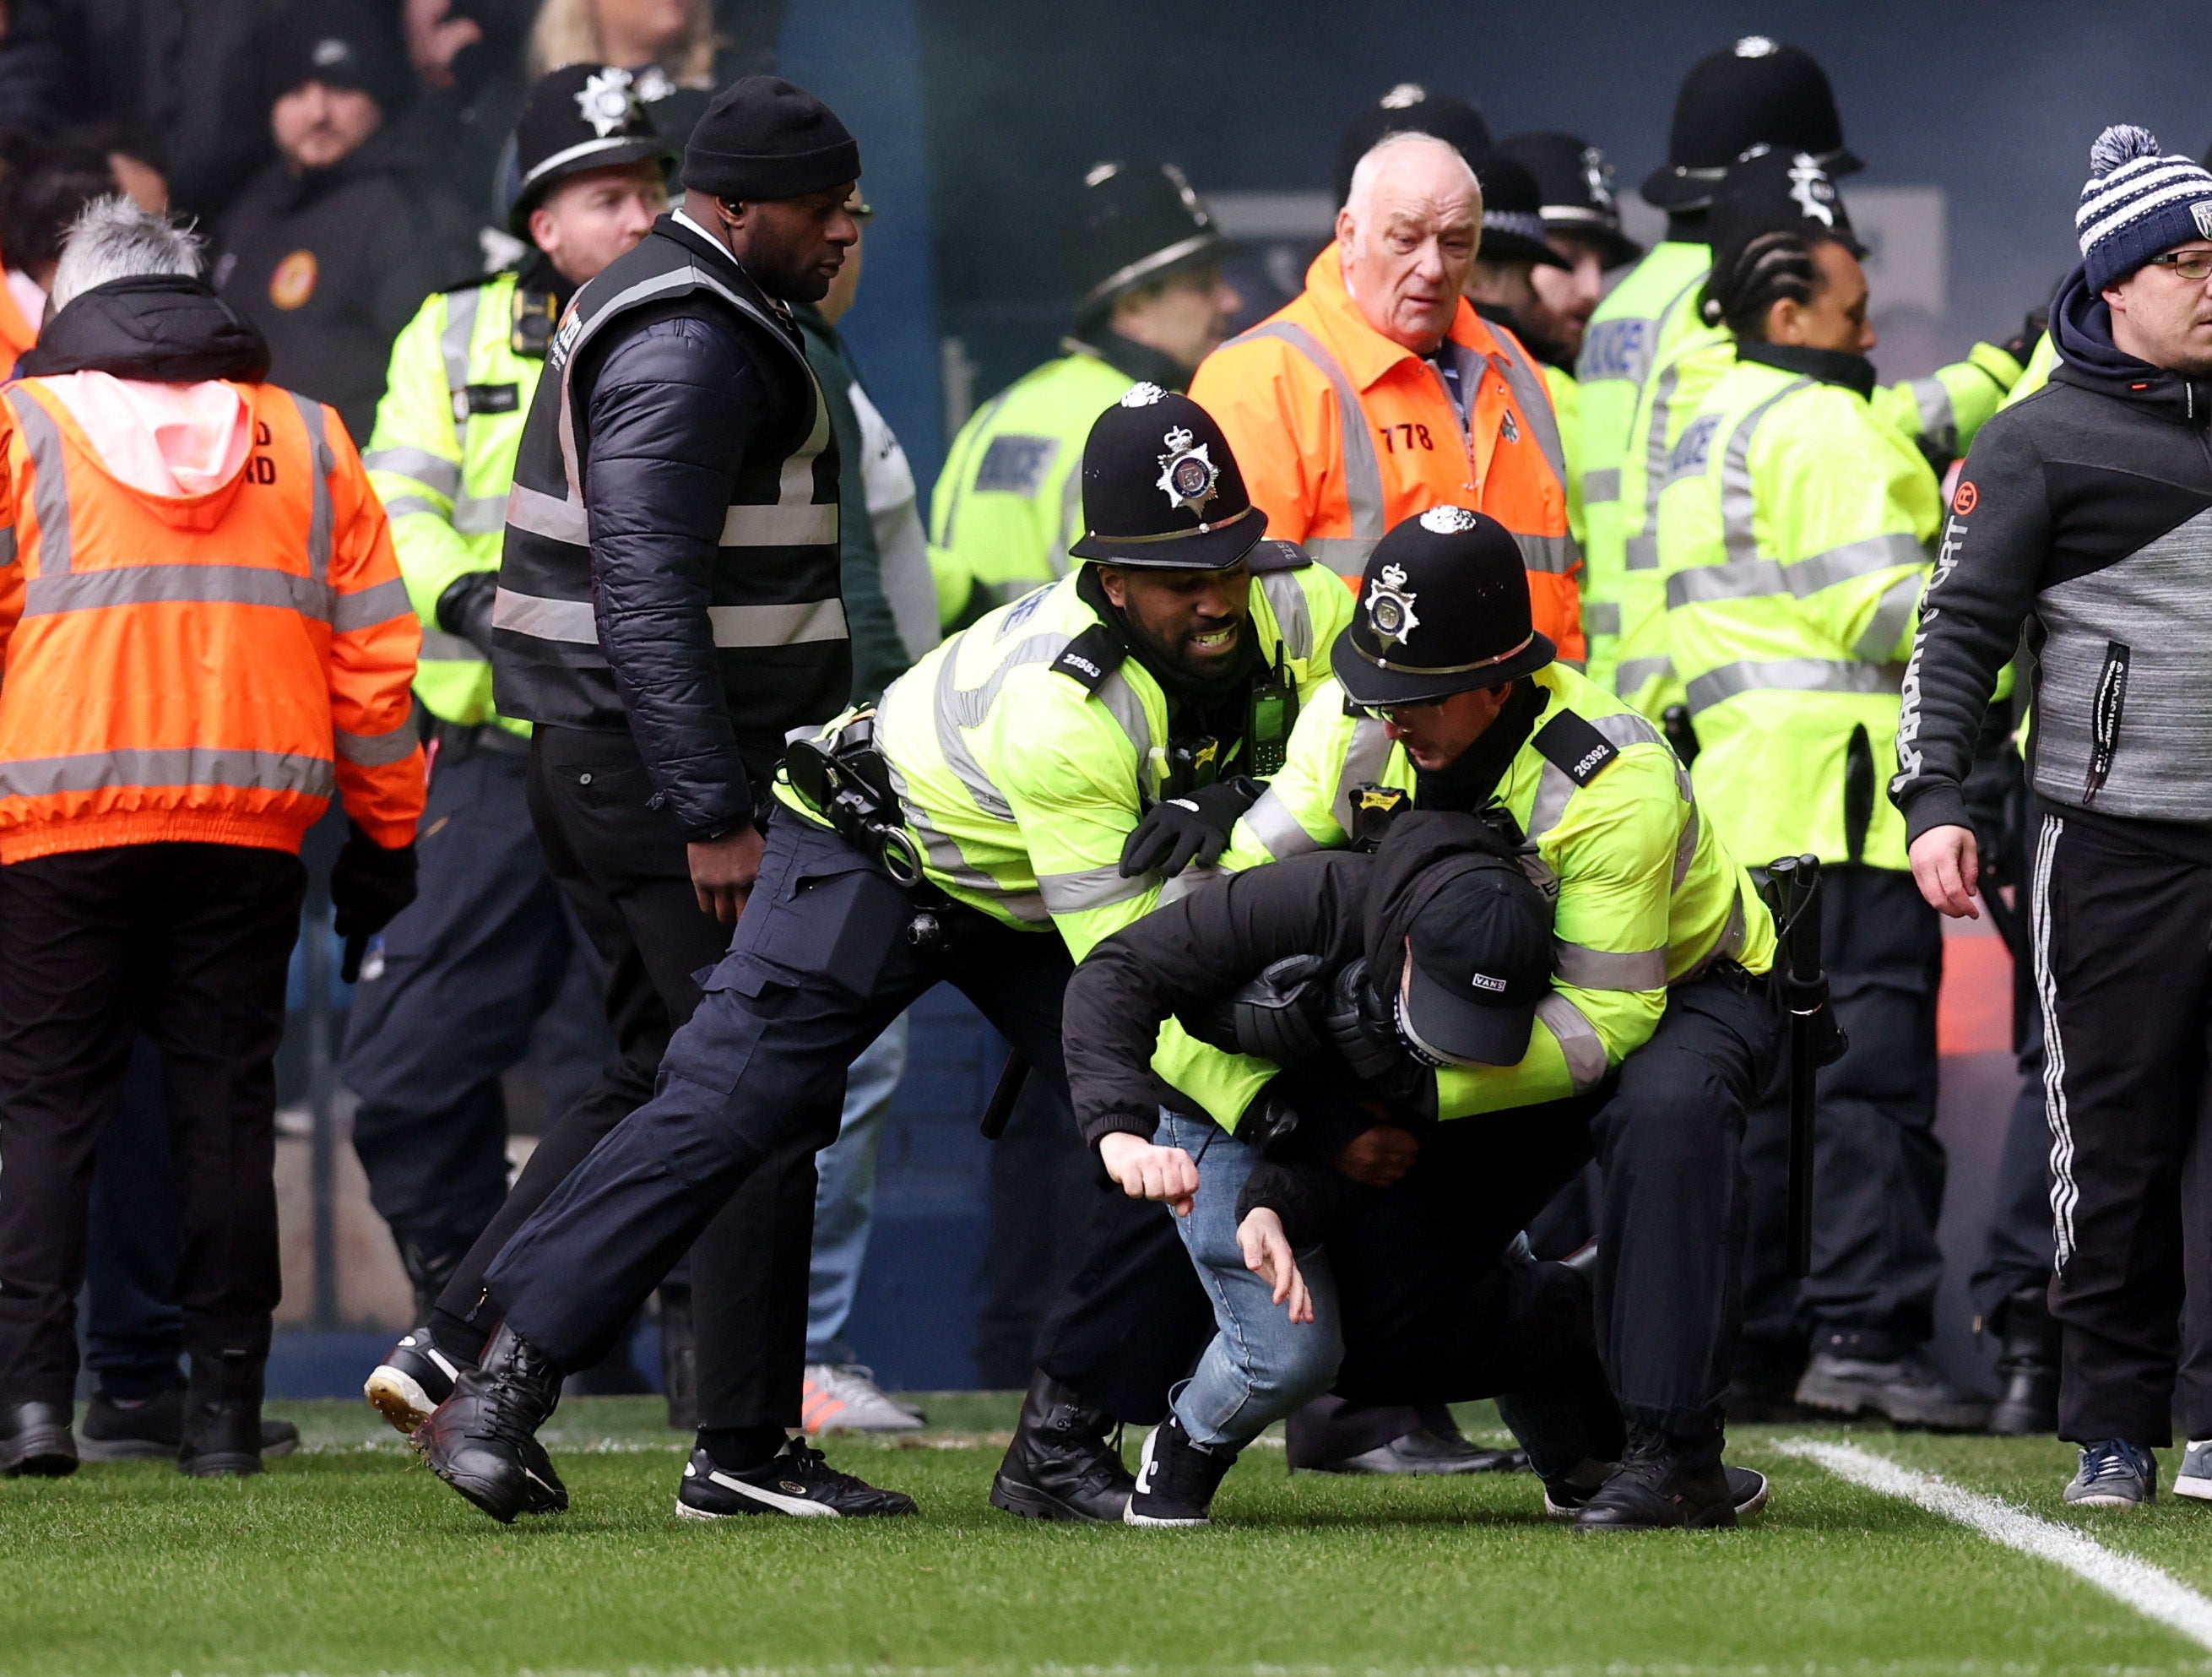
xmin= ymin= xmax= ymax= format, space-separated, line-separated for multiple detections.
xmin=1786 ymin=153 xmax=1836 ymax=228
xmin=1120 ymin=382 xmax=1168 ymax=408
xmin=576 ymin=68 xmax=641 ymax=138
xmin=1366 ymin=562 xmax=1421 ymax=651
xmin=1155 ymin=425 xmax=1220 ymax=517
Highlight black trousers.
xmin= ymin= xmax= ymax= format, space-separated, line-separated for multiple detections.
xmin=435 ymin=725 xmax=810 ymax=1429
xmin=485 ymin=816 xmax=1092 ymax=1425
xmin=1742 ymin=864 xmax=1946 ymax=1358
xmin=2034 ymin=809 xmax=2212 ymax=1445
xmin=973 ymin=1072 xmax=1099 ymax=1389
xmin=0 ymin=842 xmax=305 ymax=1404
xmin=342 ymin=740 xmax=610 ymax=1287
xmin=1970 ymin=1008 xmax=2057 ymax=1330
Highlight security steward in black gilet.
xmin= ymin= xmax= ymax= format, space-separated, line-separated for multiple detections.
xmin=411 ymin=82 xmax=875 ymax=1481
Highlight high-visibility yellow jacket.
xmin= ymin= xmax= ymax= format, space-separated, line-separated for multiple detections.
xmin=1214 ymin=661 xmax=1773 ymax=1122
xmin=366 ymin=269 xmax=552 ymax=735
xmin=1654 ymin=350 xmax=1942 ymax=871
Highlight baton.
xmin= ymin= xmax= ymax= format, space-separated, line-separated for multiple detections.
xmin=979 ymin=1049 xmax=1028 ymax=1140
xmin=1765 ymin=855 xmax=1833 ymax=1280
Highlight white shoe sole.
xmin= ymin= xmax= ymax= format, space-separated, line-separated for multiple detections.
xmin=364 ymin=1366 xmax=436 ymax=1436
xmin=2065 ymin=1490 xmax=2151 ymax=1507
xmin=1123 ymin=1424 xmax=1212 ymax=1527
xmin=2173 ymin=1473 xmax=2212 ymax=1501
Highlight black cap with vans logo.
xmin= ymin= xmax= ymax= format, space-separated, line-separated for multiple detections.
xmin=1396 ymin=855 xmax=1554 ymax=1067
xmin=1067 ymin=387 xmax=1267 ymax=571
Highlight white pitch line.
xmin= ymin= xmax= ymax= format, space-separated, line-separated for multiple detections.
xmin=1776 ymin=1439 xmax=2212 ymax=1650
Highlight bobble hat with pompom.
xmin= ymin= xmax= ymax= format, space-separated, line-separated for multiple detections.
xmin=2077 ymin=123 xmax=2212 ymax=293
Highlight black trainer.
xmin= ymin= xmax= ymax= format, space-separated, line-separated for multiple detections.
xmin=0 ymin=1400 xmax=77 ymax=1477
xmin=1307 ymin=1425 xmax=1529 ymax=1476
xmin=80 ymin=1387 xmax=300 ymax=1462
xmin=1796 ymin=1340 xmax=1990 ymax=1431
xmin=1988 ymin=1285 xmax=2060 ymax=1437
xmin=415 ymin=1323 xmax=568 ymax=1522
xmin=675 ymin=1437 xmax=917 ymax=1518
xmin=366 ymin=1326 xmax=470 ymax=1436
xmin=177 ymin=1352 xmax=267 ymax=1479
xmin=1572 ymin=1427 xmax=1743 ymax=1532
xmin=1549 ymin=1457 xmax=1769 ymax=1522
xmin=1125 ymin=1414 xmax=1236 ymax=1528
xmin=989 ymin=1370 xmax=1136 ymax=1522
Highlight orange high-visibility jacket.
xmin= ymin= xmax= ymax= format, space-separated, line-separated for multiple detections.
xmin=0 ymin=378 xmax=425 ymax=863
xmin=1190 ymin=243 xmax=1585 ymax=662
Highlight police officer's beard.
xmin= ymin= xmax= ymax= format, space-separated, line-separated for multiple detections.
xmin=1123 ymin=607 xmax=1261 ymax=703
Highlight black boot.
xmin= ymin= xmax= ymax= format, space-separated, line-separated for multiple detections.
xmin=988 ymin=1370 xmax=1136 ymax=1522
xmin=395 ymin=1235 xmax=471 ymax=1327
xmin=415 ymin=1323 xmax=568 ymax=1522
xmin=1574 ymin=1425 xmax=1739 ymax=1533
xmin=1989 ymin=1284 xmax=2060 ymax=1436
xmin=178 ymin=1351 xmax=265 ymax=1479
xmin=0 ymin=1400 xmax=77 ymax=1477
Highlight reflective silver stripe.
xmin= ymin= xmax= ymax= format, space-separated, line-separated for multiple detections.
xmin=707 ymin=599 xmax=848 ymax=647
xmin=506 ymin=482 xmax=588 ymax=543
xmin=1528 ymin=763 xmax=1576 ymax=847
xmin=1719 ymin=378 xmax=1814 ymax=567
xmin=1037 ymin=862 xmax=1155 ymax=915
xmin=934 ymin=633 xmax=1072 ymax=820
xmin=7 ymin=388 xmax=72 ymax=574
xmin=382 ymin=495 xmax=447 ymax=522
xmin=1242 ymin=784 xmax=1322 ymax=860
xmin=0 ymin=746 xmax=336 ymax=800
xmin=1583 ymin=467 xmax=1621 ymax=504
xmin=1488 ymin=328 xmax=1570 ymax=486
xmin=0 ymin=526 xmax=16 ymax=566
xmin=1535 ymin=991 xmax=1607 ymax=1091
xmin=720 ymin=502 xmax=839 ymax=547
xmin=1909 ymin=375 xmax=1955 ymax=453
xmin=1629 ymin=361 xmax=1681 ymax=568
xmin=1685 ymin=657 xmax=1901 ymax=714
xmin=1228 ymin=321 xmax=1386 ymax=540
xmin=1526 ymin=710 xmax=1670 ymax=846
xmin=364 ymin=446 xmax=462 ymax=499
xmin=1623 ymin=531 xmax=1660 ymax=571
xmin=290 ymin=393 xmax=334 ymax=583
xmin=881 ymin=750 xmax=1050 ymax=924
xmin=1852 ymin=573 xmax=1923 ymax=662
xmin=1583 ymin=600 xmax=1621 ymax=638
xmin=1665 ymin=532 xmax=1930 ymax=609
xmin=1554 ymin=939 xmax=1668 ymax=991
xmin=1045 ymin=457 xmax=1083 ymax=579
xmin=1681 ymin=888 xmax=1750 ymax=984
xmin=1094 ymin=669 xmax=1155 ymax=781
xmin=492 ymin=587 xmax=597 ymax=643
xmin=452 ymin=493 xmax=508 ymax=535
xmin=1514 ymin=530 xmax=1580 ymax=575
xmin=1672 ymin=801 xmax=1700 ymax=888
xmin=1305 ymin=535 xmax=1379 ymax=578
xmin=440 ymin=289 xmax=480 ymax=407
xmin=1328 ymin=717 xmax=1394 ymax=836
xmin=1155 ymin=863 xmax=1218 ymax=907
xmin=335 ymin=716 xmax=420 ymax=766
xmin=1258 ymin=567 xmax=1313 ymax=660
xmin=1615 ymin=655 xmax=1672 ymax=695
xmin=24 ymin=563 xmax=332 ymax=619
xmin=420 ymin=628 xmax=486 ymax=663
xmin=333 ymin=576 xmax=415 ymax=632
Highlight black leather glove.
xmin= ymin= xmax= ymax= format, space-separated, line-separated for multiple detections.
xmin=1120 ymin=775 xmax=1262 ymax=878
xmin=436 ymin=572 xmax=498 ymax=659
xmin=331 ymin=821 xmax=419 ymax=981
xmin=1320 ymin=958 xmax=1436 ymax=1119
xmin=1179 ymin=952 xmax=1333 ymax=1069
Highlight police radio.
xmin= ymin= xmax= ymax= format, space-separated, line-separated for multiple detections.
xmin=512 ymin=287 xmax=561 ymax=358
xmin=1245 ymin=646 xmax=1299 ymax=778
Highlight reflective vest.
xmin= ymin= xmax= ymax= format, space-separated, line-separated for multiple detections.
xmin=0 ymin=378 xmax=425 ymax=861
xmin=1654 ymin=356 xmax=1941 ymax=871
xmin=1999 ymin=331 xmax=2059 ymax=410
xmin=1190 ymin=244 xmax=1584 ymax=662
xmin=1544 ymin=362 xmax=1584 ymax=548
xmin=926 ymin=348 xmax=1140 ymax=629
xmin=1217 ymin=662 xmax=1773 ymax=1123
xmin=491 ymin=216 xmax=848 ymax=774
xmin=778 ymin=555 xmax=1353 ymax=1124
xmin=366 ymin=270 xmax=546 ymax=734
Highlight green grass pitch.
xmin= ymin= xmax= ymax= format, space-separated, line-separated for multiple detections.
xmin=5 ymin=1393 xmax=2212 ymax=1675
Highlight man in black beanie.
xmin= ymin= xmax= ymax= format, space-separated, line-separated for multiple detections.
xmin=409 ymin=75 xmax=913 ymax=1521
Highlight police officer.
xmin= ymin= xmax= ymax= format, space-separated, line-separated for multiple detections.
xmin=927 ymin=162 xmax=1238 ymax=628
xmin=414 ymin=389 xmax=1353 ymax=1523
xmin=1168 ymin=509 xmax=1781 ymax=1528
xmin=345 ymin=65 xmax=667 ymax=1343
xmin=1651 ymin=175 xmax=1987 ymax=1429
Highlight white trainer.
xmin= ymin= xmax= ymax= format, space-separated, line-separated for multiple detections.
xmin=801 ymin=1364 xmax=925 ymax=1432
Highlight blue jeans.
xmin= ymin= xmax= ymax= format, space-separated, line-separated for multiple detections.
xmin=1158 ymin=1110 xmax=1342 ymax=1451
xmin=805 ymin=1013 xmax=910 ymax=1366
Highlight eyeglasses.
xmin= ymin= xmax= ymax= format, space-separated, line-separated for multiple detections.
xmin=2147 ymin=248 xmax=2212 ymax=282
xmin=1347 ymin=696 xmax=1447 ymax=721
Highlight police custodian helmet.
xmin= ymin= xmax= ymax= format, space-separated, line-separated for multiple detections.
xmin=1331 ymin=507 xmax=1556 ymax=707
xmin=509 ymin=64 xmax=677 ymax=236
xmin=1060 ymin=162 xmax=1228 ymax=325
xmin=1068 ymin=385 xmax=1268 ymax=572
xmin=1642 ymin=35 xmax=1862 ymax=213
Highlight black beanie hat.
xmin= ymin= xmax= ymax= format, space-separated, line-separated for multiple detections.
xmin=682 ymin=76 xmax=860 ymax=203
xmin=265 ymin=0 xmax=408 ymax=117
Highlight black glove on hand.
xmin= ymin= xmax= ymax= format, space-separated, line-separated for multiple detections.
xmin=1119 ymin=775 xmax=1263 ymax=878
xmin=436 ymin=572 xmax=499 ymax=660
xmin=331 ymin=821 xmax=419 ymax=980
xmin=1321 ymin=958 xmax=1436 ymax=1119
